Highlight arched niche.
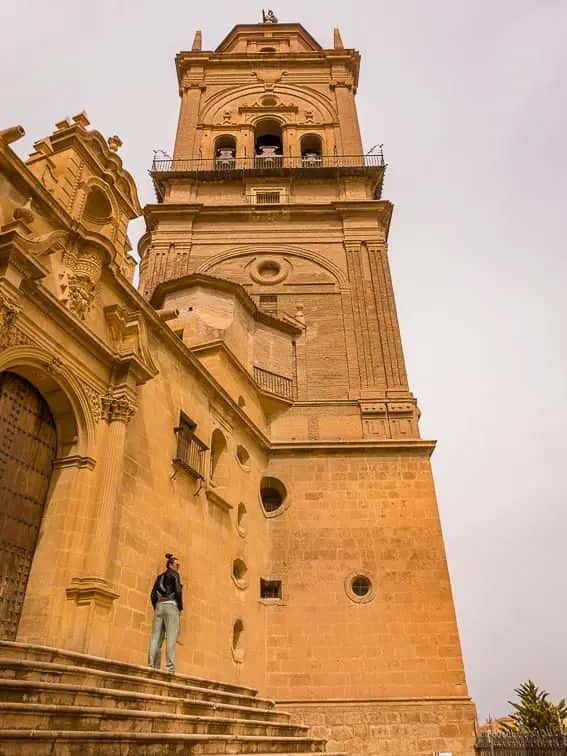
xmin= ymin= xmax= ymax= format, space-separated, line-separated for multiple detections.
xmin=209 ymin=427 xmax=229 ymax=487
xmin=77 ymin=179 xmax=118 ymax=243
xmin=83 ymin=186 xmax=113 ymax=225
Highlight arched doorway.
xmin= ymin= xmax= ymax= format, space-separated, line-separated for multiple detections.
xmin=0 ymin=371 xmax=57 ymax=640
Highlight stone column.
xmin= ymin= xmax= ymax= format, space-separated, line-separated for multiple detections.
xmin=65 ymin=392 xmax=136 ymax=655
xmin=87 ymin=395 xmax=135 ymax=579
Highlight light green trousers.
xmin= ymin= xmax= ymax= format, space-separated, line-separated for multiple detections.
xmin=148 ymin=600 xmax=180 ymax=673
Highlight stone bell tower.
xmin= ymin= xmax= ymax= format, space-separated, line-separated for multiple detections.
xmin=141 ymin=17 xmax=475 ymax=756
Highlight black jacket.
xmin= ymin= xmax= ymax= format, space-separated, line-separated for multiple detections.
xmin=150 ymin=568 xmax=183 ymax=611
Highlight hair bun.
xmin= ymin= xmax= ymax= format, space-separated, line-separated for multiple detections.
xmin=165 ymin=553 xmax=173 ymax=559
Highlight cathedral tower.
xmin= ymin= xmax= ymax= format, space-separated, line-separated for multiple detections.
xmin=139 ymin=17 xmax=476 ymax=755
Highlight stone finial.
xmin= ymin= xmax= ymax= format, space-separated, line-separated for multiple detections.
xmin=333 ymin=28 xmax=344 ymax=49
xmin=192 ymin=30 xmax=202 ymax=51
xmin=107 ymin=135 xmax=123 ymax=152
xmin=0 ymin=125 xmax=25 ymax=145
xmin=72 ymin=111 xmax=91 ymax=128
xmin=295 ymin=303 xmax=305 ymax=323
xmin=31 ymin=137 xmax=54 ymax=156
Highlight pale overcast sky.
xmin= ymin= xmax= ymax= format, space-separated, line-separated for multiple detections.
xmin=3 ymin=0 xmax=566 ymax=720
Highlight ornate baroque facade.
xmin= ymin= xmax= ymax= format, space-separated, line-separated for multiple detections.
xmin=0 ymin=19 xmax=475 ymax=756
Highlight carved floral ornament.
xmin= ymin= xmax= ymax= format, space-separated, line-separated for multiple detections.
xmin=0 ymin=291 xmax=27 ymax=349
xmin=101 ymin=392 xmax=137 ymax=424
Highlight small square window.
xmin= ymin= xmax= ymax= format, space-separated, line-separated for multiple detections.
xmin=259 ymin=295 xmax=278 ymax=316
xmin=260 ymin=578 xmax=282 ymax=600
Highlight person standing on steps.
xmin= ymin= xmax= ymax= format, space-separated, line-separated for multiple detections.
xmin=148 ymin=553 xmax=183 ymax=674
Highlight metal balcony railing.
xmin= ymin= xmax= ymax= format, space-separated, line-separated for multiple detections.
xmin=254 ymin=366 xmax=296 ymax=400
xmin=151 ymin=152 xmax=385 ymax=174
xmin=173 ymin=428 xmax=208 ymax=478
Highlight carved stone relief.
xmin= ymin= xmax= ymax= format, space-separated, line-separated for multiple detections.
xmin=59 ymin=245 xmax=104 ymax=320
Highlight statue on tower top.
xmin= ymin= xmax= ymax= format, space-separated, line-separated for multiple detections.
xmin=262 ymin=9 xmax=278 ymax=23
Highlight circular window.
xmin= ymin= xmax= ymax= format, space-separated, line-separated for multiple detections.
xmin=237 ymin=502 xmax=248 ymax=537
xmin=232 ymin=558 xmax=248 ymax=589
xmin=232 ymin=619 xmax=244 ymax=663
xmin=258 ymin=260 xmax=280 ymax=278
xmin=345 ymin=572 xmax=375 ymax=604
xmin=352 ymin=575 xmax=371 ymax=596
xmin=260 ymin=476 xmax=288 ymax=516
xmin=249 ymin=257 xmax=288 ymax=285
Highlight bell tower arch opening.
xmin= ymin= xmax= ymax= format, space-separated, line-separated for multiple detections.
xmin=0 ymin=371 xmax=58 ymax=640
xmin=214 ymin=134 xmax=237 ymax=167
xmin=254 ymin=118 xmax=283 ymax=166
xmin=300 ymin=133 xmax=323 ymax=165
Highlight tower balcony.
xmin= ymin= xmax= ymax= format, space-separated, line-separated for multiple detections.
xmin=151 ymin=152 xmax=384 ymax=175
xmin=150 ymin=152 xmax=386 ymax=200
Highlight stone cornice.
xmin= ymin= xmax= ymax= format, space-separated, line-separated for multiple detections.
xmin=270 ymin=439 xmax=436 ymax=456
xmin=143 ymin=199 xmax=389 ymax=227
xmin=278 ymin=695 xmax=473 ymax=705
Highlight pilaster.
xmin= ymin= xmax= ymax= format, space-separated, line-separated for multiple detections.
xmin=366 ymin=242 xmax=409 ymax=392
xmin=174 ymin=79 xmax=206 ymax=159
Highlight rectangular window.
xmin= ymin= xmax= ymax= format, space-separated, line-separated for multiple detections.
xmin=259 ymin=294 xmax=278 ymax=316
xmin=260 ymin=578 xmax=282 ymax=600
xmin=173 ymin=412 xmax=208 ymax=479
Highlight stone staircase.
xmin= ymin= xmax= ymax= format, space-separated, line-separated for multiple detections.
xmin=0 ymin=641 xmax=344 ymax=756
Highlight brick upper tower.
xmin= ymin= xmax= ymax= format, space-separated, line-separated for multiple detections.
xmin=137 ymin=18 xmax=475 ymax=754
xmin=140 ymin=20 xmax=414 ymax=422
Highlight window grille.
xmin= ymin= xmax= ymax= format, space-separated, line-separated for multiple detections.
xmin=255 ymin=191 xmax=281 ymax=205
xmin=259 ymin=294 xmax=278 ymax=316
xmin=173 ymin=413 xmax=208 ymax=478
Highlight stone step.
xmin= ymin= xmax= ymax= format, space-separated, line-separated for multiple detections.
xmin=0 ymin=657 xmax=278 ymax=712
xmin=0 ymin=702 xmax=310 ymax=737
xmin=0 ymin=640 xmax=257 ymax=697
xmin=0 ymin=730 xmax=333 ymax=755
xmin=0 ymin=641 xmax=271 ymax=710
xmin=0 ymin=679 xmax=288 ymax=722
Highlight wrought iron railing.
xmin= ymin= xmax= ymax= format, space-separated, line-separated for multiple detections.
xmin=151 ymin=153 xmax=385 ymax=173
xmin=246 ymin=191 xmax=285 ymax=205
xmin=475 ymin=732 xmax=567 ymax=754
xmin=173 ymin=428 xmax=208 ymax=478
xmin=254 ymin=366 xmax=295 ymax=400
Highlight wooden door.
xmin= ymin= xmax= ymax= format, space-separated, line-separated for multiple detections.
xmin=0 ymin=371 xmax=57 ymax=640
